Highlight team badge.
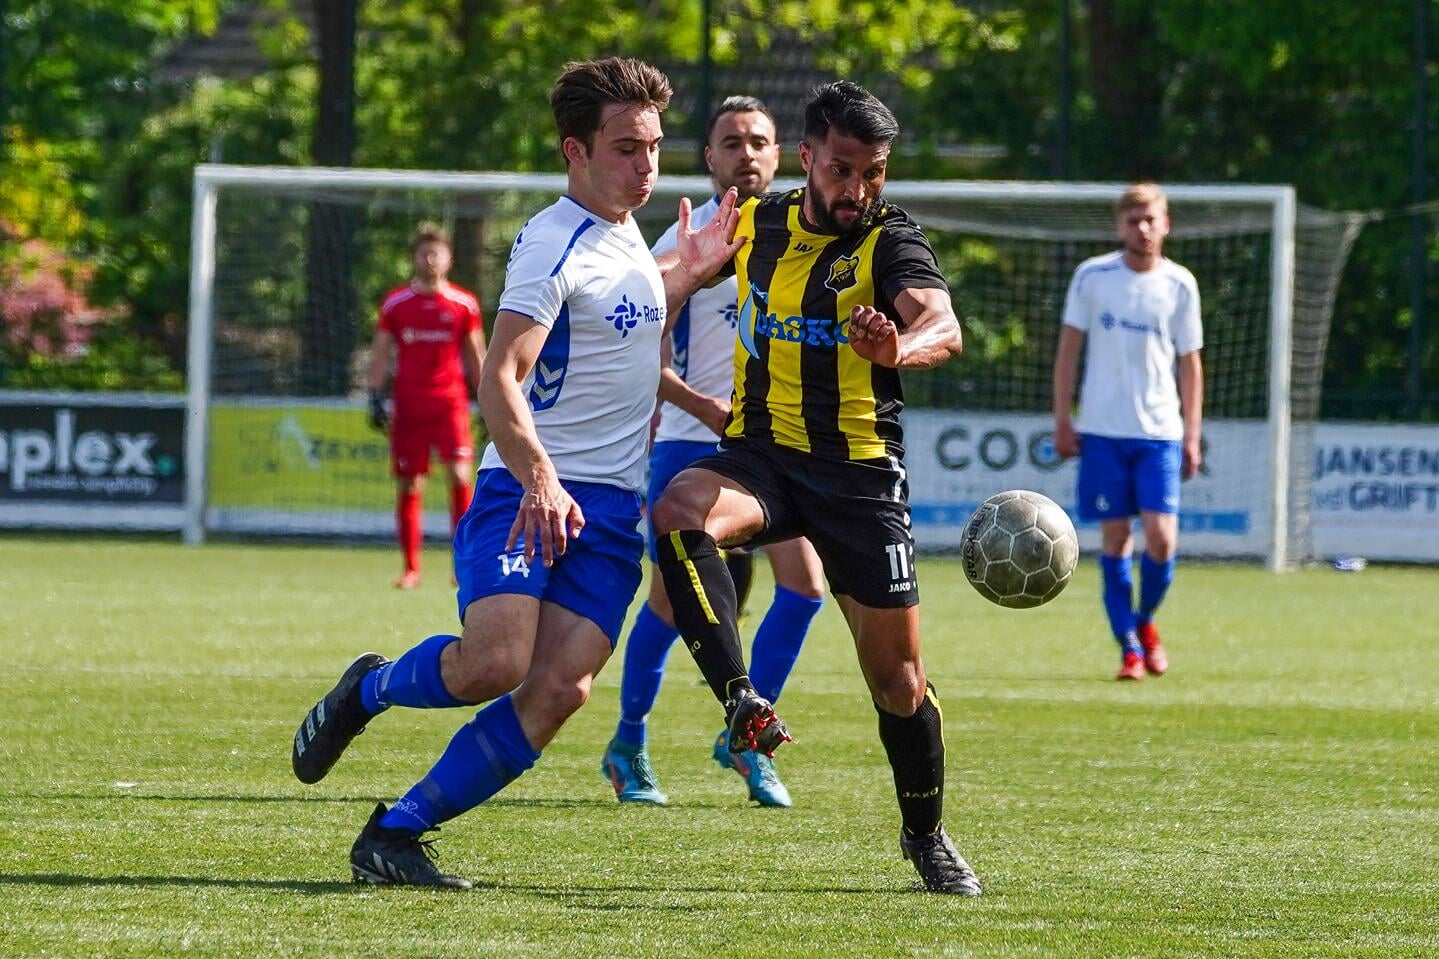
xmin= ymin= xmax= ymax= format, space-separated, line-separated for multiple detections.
xmin=825 ymin=255 xmax=860 ymax=295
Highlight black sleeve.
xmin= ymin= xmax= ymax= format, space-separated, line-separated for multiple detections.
xmin=873 ymin=221 xmax=949 ymax=328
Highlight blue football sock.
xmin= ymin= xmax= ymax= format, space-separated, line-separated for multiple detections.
xmin=614 ymin=603 xmax=680 ymax=747
xmin=749 ymin=586 xmax=823 ymax=704
xmin=380 ymin=694 xmax=539 ymax=832
xmin=1099 ymin=555 xmax=1140 ymax=653
xmin=1137 ymin=553 xmax=1176 ymax=625
xmin=361 ymin=634 xmax=470 ymax=714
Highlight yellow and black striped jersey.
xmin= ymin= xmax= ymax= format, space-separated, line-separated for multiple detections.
xmin=723 ymin=188 xmax=948 ymax=461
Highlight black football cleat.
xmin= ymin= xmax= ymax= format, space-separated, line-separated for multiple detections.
xmin=349 ymin=803 xmax=472 ymax=890
xmin=292 ymin=652 xmax=389 ymax=784
xmin=724 ymin=688 xmax=792 ymax=758
xmin=900 ymin=828 xmax=983 ymax=896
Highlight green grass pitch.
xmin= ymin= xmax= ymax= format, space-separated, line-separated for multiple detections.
xmin=4 ymin=534 xmax=1436 ymax=958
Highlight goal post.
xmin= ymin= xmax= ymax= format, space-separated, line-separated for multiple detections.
xmin=184 ymin=164 xmax=1364 ymax=568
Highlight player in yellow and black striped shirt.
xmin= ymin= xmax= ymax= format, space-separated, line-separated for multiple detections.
xmin=650 ymin=81 xmax=981 ymax=895
xmin=723 ymin=180 xmax=949 ymax=461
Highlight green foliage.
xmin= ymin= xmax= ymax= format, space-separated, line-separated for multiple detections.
xmin=91 ymin=72 xmax=314 ymax=344
xmin=2 ymin=329 xmax=183 ymax=391
xmin=2 ymin=1 xmax=229 ymax=211
xmin=0 ymin=128 xmax=89 ymax=248
xmin=3 ymin=0 xmax=1435 ymax=410
xmin=348 ymin=0 xmax=700 ymax=172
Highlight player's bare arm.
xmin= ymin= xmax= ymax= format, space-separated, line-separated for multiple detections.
xmin=366 ymin=328 xmax=396 ymax=430
xmin=461 ymin=327 xmax=487 ymax=401
xmin=1177 ymin=349 xmax=1204 ymax=479
xmin=657 ymin=332 xmax=729 ymax=435
xmin=848 ymin=286 xmax=962 ymax=369
xmin=657 ymin=187 xmax=746 ymax=324
xmin=478 ymin=310 xmax=586 ymax=566
xmin=658 ymin=370 xmax=729 ymax=436
xmin=1052 ymin=325 xmax=1085 ymax=459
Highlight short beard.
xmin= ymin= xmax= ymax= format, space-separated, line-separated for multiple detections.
xmin=806 ymin=183 xmax=879 ymax=236
xmin=714 ymin=169 xmax=770 ymax=202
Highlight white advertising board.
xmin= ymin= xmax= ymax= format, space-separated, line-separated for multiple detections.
xmin=1309 ymin=422 xmax=1439 ymax=562
xmin=902 ymin=410 xmax=1271 ymax=557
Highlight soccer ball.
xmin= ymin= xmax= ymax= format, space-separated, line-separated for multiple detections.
xmin=960 ymin=490 xmax=1079 ymax=608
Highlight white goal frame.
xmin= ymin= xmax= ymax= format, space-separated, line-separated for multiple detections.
xmin=185 ymin=164 xmax=1297 ymax=569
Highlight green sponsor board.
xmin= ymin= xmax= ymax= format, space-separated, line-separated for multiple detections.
xmin=210 ymin=403 xmax=482 ymax=512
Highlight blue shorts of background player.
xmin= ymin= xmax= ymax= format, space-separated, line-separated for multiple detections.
xmin=1075 ymin=434 xmax=1182 ymax=680
xmin=646 ymin=440 xmax=719 ymax=562
xmin=455 ymin=468 xmax=645 ymax=646
xmin=1075 ymin=434 xmax=1182 ymax=521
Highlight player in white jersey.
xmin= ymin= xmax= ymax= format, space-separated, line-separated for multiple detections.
xmin=289 ymin=58 xmax=743 ymax=889
xmin=1052 ymin=182 xmax=1204 ymax=682
xmin=599 ymin=97 xmax=825 ymax=809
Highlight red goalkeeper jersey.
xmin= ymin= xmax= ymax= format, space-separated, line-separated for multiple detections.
xmin=378 ymin=282 xmax=482 ymax=405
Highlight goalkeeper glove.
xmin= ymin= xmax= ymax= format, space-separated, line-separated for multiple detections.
xmin=367 ymin=390 xmax=390 ymax=431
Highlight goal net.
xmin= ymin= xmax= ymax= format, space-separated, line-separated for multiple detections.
xmin=186 ymin=166 xmax=1364 ymax=567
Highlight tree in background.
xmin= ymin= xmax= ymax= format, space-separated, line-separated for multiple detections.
xmin=1 ymin=0 xmax=1432 ymax=414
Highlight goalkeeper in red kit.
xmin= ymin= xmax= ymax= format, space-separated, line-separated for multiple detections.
xmin=368 ymin=224 xmax=487 ymax=589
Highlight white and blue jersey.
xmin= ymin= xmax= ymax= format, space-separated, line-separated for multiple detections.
xmin=1062 ymin=251 xmax=1202 ymax=442
xmin=478 ymin=195 xmax=667 ymax=492
xmin=650 ymin=196 xmax=737 ymax=445
xmin=459 ymin=196 xmax=667 ymax=641
xmin=1063 ymin=251 xmax=1201 ymax=520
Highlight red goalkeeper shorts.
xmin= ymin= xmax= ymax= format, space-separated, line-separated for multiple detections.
xmin=390 ymin=399 xmax=474 ymax=477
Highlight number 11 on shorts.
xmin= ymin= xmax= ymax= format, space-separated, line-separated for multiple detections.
xmin=885 ymin=542 xmax=912 ymax=581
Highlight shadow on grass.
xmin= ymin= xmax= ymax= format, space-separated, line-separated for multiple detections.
xmin=0 ymin=872 xmax=889 ymax=898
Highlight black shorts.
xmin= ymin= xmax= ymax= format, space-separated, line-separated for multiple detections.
xmin=691 ymin=441 xmax=918 ymax=608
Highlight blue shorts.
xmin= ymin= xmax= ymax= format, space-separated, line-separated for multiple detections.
xmin=1075 ymin=435 xmax=1182 ymax=521
xmin=454 ymin=468 xmax=645 ymax=646
xmin=645 ymin=439 xmax=719 ymax=562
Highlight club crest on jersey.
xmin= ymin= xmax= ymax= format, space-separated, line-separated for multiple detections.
xmin=825 ymin=255 xmax=860 ymax=294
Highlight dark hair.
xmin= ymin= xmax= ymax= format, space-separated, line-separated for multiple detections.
xmin=803 ymin=81 xmax=898 ymax=145
xmin=706 ymin=95 xmax=775 ymax=141
xmin=549 ymin=57 xmax=673 ymax=158
xmin=409 ymin=222 xmax=450 ymax=253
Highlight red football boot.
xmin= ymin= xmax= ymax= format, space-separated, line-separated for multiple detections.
xmin=1137 ymin=622 xmax=1168 ymax=676
xmin=393 ymin=570 xmax=422 ymax=590
xmin=1115 ymin=650 xmax=1146 ymax=682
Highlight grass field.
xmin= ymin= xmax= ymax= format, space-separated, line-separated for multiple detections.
xmin=4 ymin=534 xmax=1437 ymax=958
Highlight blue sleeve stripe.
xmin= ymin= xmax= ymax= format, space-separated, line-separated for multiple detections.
xmin=672 ymin=301 xmax=692 ymax=379
xmin=1074 ymin=259 xmax=1122 ymax=295
xmin=549 ymin=218 xmax=597 ymax=277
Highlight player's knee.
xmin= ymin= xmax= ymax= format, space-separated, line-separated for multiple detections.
xmin=446 ymin=640 xmax=529 ymax=702
xmin=869 ymin=670 xmax=925 ymax=717
xmin=1146 ymin=537 xmax=1177 ymax=563
xmin=1144 ymin=525 xmax=1178 ymax=561
xmin=526 ymin=674 xmax=592 ymax=727
xmin=650 ymin=487 xmax=704 ymax=536
xmin=782 ymin=578 xmax=826 ymax=601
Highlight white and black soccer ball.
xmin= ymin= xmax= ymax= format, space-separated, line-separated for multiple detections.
xmin=960 ymin=490 xmax=1079 ymax=608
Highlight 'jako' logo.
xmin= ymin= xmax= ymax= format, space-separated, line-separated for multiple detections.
xmin=0 ymin=409 xmax=165 ymax=492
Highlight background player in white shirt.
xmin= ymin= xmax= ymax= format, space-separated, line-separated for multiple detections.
xmin=290 ymin=57 xmax=742 ymax=888
xmin=1052 ymin=182 xmax=1204 ymax=682
xmin=600 ymin=96 xmax=825 ymax=809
